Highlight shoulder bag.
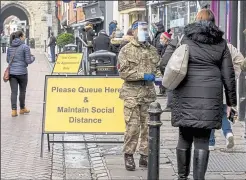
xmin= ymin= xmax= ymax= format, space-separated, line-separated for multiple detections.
xmin=162 ymin=35 xmax=190 ymax=90
xmin=3 ymin=47 xmax=19 ymax=82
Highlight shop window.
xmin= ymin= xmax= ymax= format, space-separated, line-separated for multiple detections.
xmin=167 ymin=1 xmax=188 ymax=37
xmin=151 ymin=6 xmax=159 ymax=23
xmin=159 ymin=6 xmax=165 ymax=26
xmin=189 ymin=1 xmax=197 ymax=23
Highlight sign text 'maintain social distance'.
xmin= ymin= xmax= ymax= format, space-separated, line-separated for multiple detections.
xmin=52 ymin=85 xmax=120 ymax=124
xmin=51 ymin=86 xmax=120 ymax=93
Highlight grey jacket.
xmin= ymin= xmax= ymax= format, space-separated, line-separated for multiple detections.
xmin=1 ymin=35 xmax=7 ymax=44
xmin=223 ymin=43 xmax=244 ymax=104
xmin=7 ymin=38 xmax=35 ymax=75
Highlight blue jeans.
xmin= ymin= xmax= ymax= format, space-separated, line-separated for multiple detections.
xmin=50 ymin=45 xmax=56 ymax=62
xmin=209 ymin=105 xmax=232 ymax=146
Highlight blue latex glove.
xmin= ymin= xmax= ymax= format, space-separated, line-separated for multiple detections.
xmin=144 ymin=74 xmax=155 ymax=81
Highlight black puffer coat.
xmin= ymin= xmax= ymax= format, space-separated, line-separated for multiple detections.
xmin=161 ymin=21 xmax=237 ymax=129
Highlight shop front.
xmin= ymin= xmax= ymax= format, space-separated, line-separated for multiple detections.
xmin=148 ymin=1 xmax=210 ymax=38
xmin=118 ymin=1 xmax=146 ymax=35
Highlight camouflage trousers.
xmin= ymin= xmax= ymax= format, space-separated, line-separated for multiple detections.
xmin=123 ymin=102 xmax=150 ymax=156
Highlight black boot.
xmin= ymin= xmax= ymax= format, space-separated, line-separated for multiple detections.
xmin=176 ymin=148 xmax=191 ymax=180
xmin=139 ymin=154 xmax=148 ymax=168
xmin=124 ymin=154 xmax=136 ymax=171
xmin=193 ymin=149 xmax=210 ymax=180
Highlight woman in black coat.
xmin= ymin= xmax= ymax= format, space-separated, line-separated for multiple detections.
xmin=160 ymin=9 xmax=237 ymax=180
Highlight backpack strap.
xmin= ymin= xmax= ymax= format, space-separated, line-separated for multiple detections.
xmin=177 ymin=34 xmax=184 ymax=47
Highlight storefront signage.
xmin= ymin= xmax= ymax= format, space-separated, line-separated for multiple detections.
xmin=83 ymin=3 xmax=102 ymax=19
xmin=43 ymin=76 xmax=125 ymax=133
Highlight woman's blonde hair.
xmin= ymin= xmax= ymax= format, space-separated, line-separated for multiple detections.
xmin=196 ymin=9 xmax=215 ymax=23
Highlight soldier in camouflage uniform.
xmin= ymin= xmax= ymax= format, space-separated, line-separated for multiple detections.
xmin=118 ymin=21 xmax=159 ymax=171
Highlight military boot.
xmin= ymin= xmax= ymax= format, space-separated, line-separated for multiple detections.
xmin=124 ymin=154 xmax=135 ymax=171
xmin=139 ymin=154 xmax=148 ymax=168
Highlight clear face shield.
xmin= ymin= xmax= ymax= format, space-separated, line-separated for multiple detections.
xmin=137 ymin=22 xmax=149 ymax=42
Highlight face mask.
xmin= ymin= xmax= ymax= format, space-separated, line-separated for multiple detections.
xmin=138 ymin=30 xmax=146 ymax=42
xmin=160 ymin=40 xmax=165 ymax=46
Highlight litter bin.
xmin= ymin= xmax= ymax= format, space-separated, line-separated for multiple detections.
xmin=61 ymin=44 xmax=78 ymax=53
xmin=88 ymin=50 xmax=118 ymax=75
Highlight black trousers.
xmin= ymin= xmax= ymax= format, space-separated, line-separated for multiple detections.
xmin=2 ymin=43 xmax=6 ymax=53
xmin=9 ymin=74 xmax=28 ymax=110
xmin=177 ymin=127 xmax=211 ymax=150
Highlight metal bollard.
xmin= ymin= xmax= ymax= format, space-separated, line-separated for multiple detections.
xmin=147 ymin=102 xmax=163 ymax=180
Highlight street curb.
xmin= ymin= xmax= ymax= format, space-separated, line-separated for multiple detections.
xmin=84 ymin=135 xmax=111 ymax=180
xmin=43 ymin=51 xmax=54 ymax=73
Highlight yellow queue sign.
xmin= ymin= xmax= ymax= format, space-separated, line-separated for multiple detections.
xmin=43 ymin=76 xmax=125 ymax=133
xmin=52 ymin=53 xmax=83 ymax=74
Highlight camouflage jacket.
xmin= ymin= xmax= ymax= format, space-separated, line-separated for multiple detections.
xmin=118 ymin=39 xmax=159 ymax=104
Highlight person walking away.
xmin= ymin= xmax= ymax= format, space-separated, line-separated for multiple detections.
xmin=93 ymin=30 xmax=110 ymax=51
xmin=161 ymin=9 xmax=237 ymax=179
xmin=108 ymin=29 xmax=123 ymax=57
xmin=7 ymin=31 xmax=35 ymax=117
xmin=1 ymin=33 xmax=7 ymax=53
xmin=118 ymin=21 xmax=159 ymax=171
xmin=119 ymin=28 xmax=134 ymax=50
xmin=209 ymin=43 xmax=245 ymax=150
xmin=158 ymin=31 xmax=172 ymax=109
xmin=85 ymin=23 xmax=96 ymax=54
xmin=109 ymin=20 xmax=117 ymax=36
xmin=47 ymin=32 xmax=56 ymax=63
xmin=151 ymin=22 xmax=165 ymax=55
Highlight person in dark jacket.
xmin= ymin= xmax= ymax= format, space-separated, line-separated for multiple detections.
xmin=158 ymin=31 xmax=172 ymax=100
xmin=7 ymin=31 xmax=35 ymax=117
xmin=47 ymin=32 xmax=56 ymax=63
xmin=119 ymin=28 xmax=134 ymax=50
xmin=85 ymin=23 xmax=96 ymax=54
xmin=109 ymin=29 xmax=123 ymax=56
xmin=151 ymin=22 xmax=165 ymax=55
xmin=81 ymin=27 xmax=87 ymax=44
xmin=109 ymin=20 xmax=117 ymax=36
xmin=93 ymin=30 xmax=110 ymax=51
xmin=160 ymin=9 xmax=237 ymax=180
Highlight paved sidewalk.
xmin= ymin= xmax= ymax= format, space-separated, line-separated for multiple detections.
xmin=1 ymin=50 xmax=54 ymax=179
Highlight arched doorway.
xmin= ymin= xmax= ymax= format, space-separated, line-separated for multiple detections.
xmin=0 ymin=3 xmax=31 ymax=45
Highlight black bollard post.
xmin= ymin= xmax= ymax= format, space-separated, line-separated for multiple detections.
xmin=147 ymin=102 xmax=163 ymax=180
